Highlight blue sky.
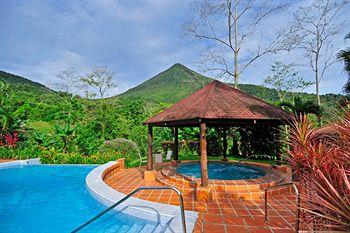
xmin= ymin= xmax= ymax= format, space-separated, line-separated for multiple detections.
xmin=0 ymin=0 xmax=349 ymax=96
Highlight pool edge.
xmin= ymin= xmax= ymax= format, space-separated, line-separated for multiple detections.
xmin=0 ymin=158 xmax=41 ymax=169
xmin=86 ymin=161 xmax=199 ymax=233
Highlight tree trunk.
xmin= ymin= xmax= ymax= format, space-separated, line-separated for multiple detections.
xmin=174 ymin=126 xmax=179 ymax=161
xmin=315 ymin=37 xmax=321 ymax=106
xmin=233 ymin=0 xmax=239 ymax=88
xmin=315 ymin=75 xmax=320 ymax=106
xmin=200 ymin=122 xmax=208 ymax=187
xmin=223 ymin=127 xmax=228 ymax=160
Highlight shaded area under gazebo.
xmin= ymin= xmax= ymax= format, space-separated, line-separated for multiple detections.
xmin=143 ymin=80 xmax=292 ymax=189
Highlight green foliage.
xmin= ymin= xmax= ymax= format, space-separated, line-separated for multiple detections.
xmin=119 ymin=63 xmax=213 ymax=103
xmin=98 ymin=138 xmax=140 ymax=167
xmin=229 ymin=126 xmax=277 ymax=158
xmin=207 ymin=128 xmax=223 ymax=156
xmin=263 ymin=62 xmax=312 ymax=102
xmin=0 ymin=70 xmax=51 ymax=92
xmin=279 ymin=96 xmax=322 ymax=117
xmin=27 ymin=121 xmax=54 ymax=134
xmin=0 ymin=143 xmax=42 ymax=160
xmin=0 ymin=80 xmax=22 ymax=133
xmin=0 ymin=64 xmax=346 ymax=166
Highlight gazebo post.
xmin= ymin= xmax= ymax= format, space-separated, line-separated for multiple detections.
xmin=174 ymin=126 xmax=179 ymax=161
xmin=147 ymin=125 xmax=153 ymax=171
xmin=222 ymin=127 xmax=228 ymax=161
xmin=144 ymin=125 xmax=156 ymax=181
xmin=199 ymin=122 xmax=208 ymax=187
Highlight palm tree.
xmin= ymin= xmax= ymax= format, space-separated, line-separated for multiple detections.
xmin=338 ymin=33 xmax=350 ymax=95
xmin=278 ymin=96 xmax=322 ymax=118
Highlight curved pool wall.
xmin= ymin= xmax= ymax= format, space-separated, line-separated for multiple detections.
xmin=86 ymin=161 xmax=199 ymax=233
xmin=176 ymin=161 xmax=265 ymax=180
xmin=0 ymin=158 xmax=40 ymax=169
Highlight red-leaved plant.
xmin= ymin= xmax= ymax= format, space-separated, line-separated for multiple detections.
xmin=287 ymin=110 xmax=350 ymax=231
xmin=4 ymin=132 xmax=19 ymax=147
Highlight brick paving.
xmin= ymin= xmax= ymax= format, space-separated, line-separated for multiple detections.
xmin=105 ymin=167 xmax=297 ymax=233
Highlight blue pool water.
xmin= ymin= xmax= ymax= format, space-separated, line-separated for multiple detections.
xmin=176 ymin=162 xmax=265 ymax=180
xmin=0 ymin=165 xmax=158 ymax=233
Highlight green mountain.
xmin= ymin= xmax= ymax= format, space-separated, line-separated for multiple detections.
xmin=119 ymin=63 xmax=213 ymax=103
xmin=1 ymin=65 xmax=343 ymax=108
xmin=118 ymin=63 xmax=343 ymax=107
xmin=0 ymin=70 xmax=52 ymax=92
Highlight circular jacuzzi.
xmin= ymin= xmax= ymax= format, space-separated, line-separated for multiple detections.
xmin=176 ymin=162 xmax=265 ymax=180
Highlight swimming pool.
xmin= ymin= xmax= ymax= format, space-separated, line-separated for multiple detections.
xmin=0 ymin=165 xmax=158 ymax=233
xmin=176 ymin=162 xmax=265 ymax=180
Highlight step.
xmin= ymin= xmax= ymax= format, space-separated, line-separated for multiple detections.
xmin=157 ymin=177 xmax=194 ymax=195
xmin=161 ymin=168 xmax=195 ymax=188
xmin=126 ymin=223 xmax=149 ymax=233
xmin=139 ymin=222 xmax=167 ymax=233
xmin=212 ymin=191 xmax=265 ymax=200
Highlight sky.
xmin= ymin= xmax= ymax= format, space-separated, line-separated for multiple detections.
xmin=0 ymin=0 xmax=349 ymax=96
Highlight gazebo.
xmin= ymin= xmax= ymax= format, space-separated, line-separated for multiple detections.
xmin=143 ymin=80 xmax=292 ymax=187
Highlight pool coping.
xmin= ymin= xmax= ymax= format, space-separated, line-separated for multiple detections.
xmin=0 ymin=158 xmax=41 ymax=169
xmin=86 ymin=161 xmax=199 ymax=233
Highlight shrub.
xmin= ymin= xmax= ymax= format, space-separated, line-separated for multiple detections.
xmin=98 ymin=138 xmax=140 ymax=167
xmin=0 ymin=143 xmax=42 ymax=160
xmin=287 ymin=112 xmax=350 ymax=231
xmin=229 ymin=126 xmax=277 ymax=158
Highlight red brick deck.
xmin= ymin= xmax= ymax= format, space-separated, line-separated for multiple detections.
xmin=105 ymin=167 xmax=297 ymax=233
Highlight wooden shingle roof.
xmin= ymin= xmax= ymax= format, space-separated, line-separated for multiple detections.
xmin=144 ymin=80 xmax=292 ymax=126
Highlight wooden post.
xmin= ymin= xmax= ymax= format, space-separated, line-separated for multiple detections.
xmin=200 ymin=122 xmax=208 ymax=187
xmin=223 ymin=127 xmax=228 ymax=161
xmin=174 ymin=126 xmax=179 ymax=161
xmin=147 ymin=125 xmax=153 ymax=171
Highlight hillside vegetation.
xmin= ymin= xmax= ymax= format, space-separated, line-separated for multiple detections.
xmin=0 ymin=70 xmax=52 ymax=92
xmin=0 ymin=64 xmax=345 ymax=165
xmin=119 ymin=63 xmax=213 ymax=103
xmin=119 ymin=64 xmax=343 ymax=117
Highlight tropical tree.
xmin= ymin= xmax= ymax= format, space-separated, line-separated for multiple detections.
xmin=183 ymin=0 xmax=291 ymax=88
xmin=263 ymin=62 xmax=312 ymax=102
xmin=54 ymin=68 xmax=85 ymax=96
xmin=80 ymin=66 xmax=116 ymax=99
xmin=0 ymin=81 xmax=21 ymax=133
xmin=338 ymin=32 xmax=350 ymax=95
xmin=279 ymin=96 xmax=322 ymax=118
xmin=286 ymin=0 xmax=348 ymax=106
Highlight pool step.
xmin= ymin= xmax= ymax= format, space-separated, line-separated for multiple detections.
xmin=157 ymin=176 xmax=194 ymax=195
xmin=212 ymin=190 xmax=265 ymax=200
xmin=126 ymin=223 xmax=149 ymax=233
xmin=138 ymin=223 xmax=160 ymax=233
xmin=212 ymin=181 xmax=293 ymax=200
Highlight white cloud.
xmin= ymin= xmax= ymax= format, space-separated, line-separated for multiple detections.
xmin=0 ymin=0 xmax=348 ymax=96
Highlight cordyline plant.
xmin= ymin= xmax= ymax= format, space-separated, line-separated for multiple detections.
xmin=4 ymin=132 xmax=19 ymax=148
xmin=286 ymin=109 xmax=350 ymax=231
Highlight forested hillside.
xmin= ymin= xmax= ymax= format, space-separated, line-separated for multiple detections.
xmin=0 ymin=64 xmax=345 ymax=165
xmin=0 ymin=70 xmax=52 ymax=92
